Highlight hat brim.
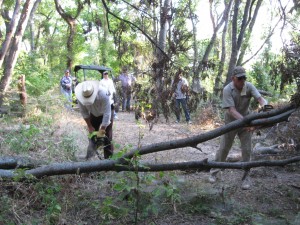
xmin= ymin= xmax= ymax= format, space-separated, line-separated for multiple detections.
xmin=235 ymin=73 xmax=247 ymax=77
xmin=75 ymin=81 xmax=99 ymax=105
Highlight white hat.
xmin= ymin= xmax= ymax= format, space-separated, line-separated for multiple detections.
xmin=75 ymin=81 xmax=99 ymax=105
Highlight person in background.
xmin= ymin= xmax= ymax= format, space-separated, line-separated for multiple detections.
xmin=209 ymin=66 xmax=268 ymax=190
xmin=99 ymin=70 xmax=118 ymax=120
xmin=75 ymin=81 xmax=113 ymax=159
xmin=172 ymin=72 xmax=191 ymax=124
xmin=60 ymin=69 xmax=73 ymax=109
xmin=115 ymin=67 xmax=136 ymax=111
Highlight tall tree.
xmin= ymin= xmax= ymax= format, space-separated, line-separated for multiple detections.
xmin=213 ymin=0 xmax=232 ymax=97
xmin=0 ymin=0 xmax=21 ymax=68
xmin=0 ymin=0 xmax=37 ymax=107
xmin=153 ymin=0 xmax=171 ymax=116
xmin=225 ymin=0 xmax=262 ymax=85
xmin=54 ymin=0 xmax=89 ymax=70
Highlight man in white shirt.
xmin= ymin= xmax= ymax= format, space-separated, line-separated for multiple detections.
xmin=75 ymin=81 xmax=113 ymax=159
xmin=99 ymin=71 xmax=118 ymax=119
xmin=172 ymin=72 xmax=191 ymax=124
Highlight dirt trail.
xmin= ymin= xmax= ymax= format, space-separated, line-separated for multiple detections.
xmin=71 ymin=109 xmax=219 ymax=163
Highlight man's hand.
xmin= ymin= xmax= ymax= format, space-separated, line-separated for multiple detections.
xmin=88 ymin=126 xmax=95 ymax=133
xmin=97 ymin=129 xmax=106 ymax=137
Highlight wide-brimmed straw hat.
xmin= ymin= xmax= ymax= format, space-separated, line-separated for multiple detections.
xmin=75 ymin=81 xmax=99 ymax=105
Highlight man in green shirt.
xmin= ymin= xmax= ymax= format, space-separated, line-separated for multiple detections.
xmin=209 ymin=66 xmax=268 ymax=190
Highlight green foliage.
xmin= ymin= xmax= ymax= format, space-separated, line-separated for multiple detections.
xmin=35 ymin=182 xmax=62 ymax=224
xmin=3 ymin=124 xmax=41 ymax=154
xmin=249 ymin=62 xmax=271 ymax=92
xmin=14 ymin=53 xmax=53 ymax=96
xmin=269 ymin=34 xmax=300 ymax=93
xmin=0 ymin=195 xmax=13 ymax=224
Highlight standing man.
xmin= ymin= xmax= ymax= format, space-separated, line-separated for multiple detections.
xmin=115 ymin=67 xmax=136 ymax=111
xmin=100 ymin=70 xmax=118 ymax=122
xmin=172 ymin=72 xmax=191 ymax=124
xmin=60 ymin=69 xmax=73 ymax=109
xmin=75 ymin=81 xmax=113 ymax=159
xmin=209 ymin=66 xmax=268 ymax=190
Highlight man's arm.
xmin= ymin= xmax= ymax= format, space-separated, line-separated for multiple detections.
xmin=257 ymin=96 xmax=268 ymax=107
xmin=228 ymin=107 xmax=244 ymax=120
xmin=84 ymin=118 xmax=95 ymax=133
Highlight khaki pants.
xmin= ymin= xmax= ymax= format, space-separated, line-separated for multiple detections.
xmin=215 ymin=127 xmax=252 ymax=162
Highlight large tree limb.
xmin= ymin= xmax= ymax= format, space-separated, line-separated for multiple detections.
xmin=0 ymin=156 xmax=299 ymax=179
xmin=121 ymin=105 xmax=296 ymax=160
xmin=0 ymin=104 xmax=297 ymax=179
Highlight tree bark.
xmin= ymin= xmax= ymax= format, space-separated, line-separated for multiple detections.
xmin=0 ymin=0 xmax=36 ymax=108
xmin=0 ymin=156 xmax=299 ymax=179
xmin=0 ymin=0 xmax=21 ymax=68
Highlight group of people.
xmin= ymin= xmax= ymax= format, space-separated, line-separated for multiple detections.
xmin=61 ymin=65 xmax=268 ymax=190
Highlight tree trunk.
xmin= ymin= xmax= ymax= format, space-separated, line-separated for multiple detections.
xmin=153 ymin=0 xmax=171 ymax=115
xmin=237 ymin=0 xmax=263 ymax=65
xmin=195 ymin=0 xmax=232 ymax=83
xmin=18 ymin=75 xmax=27 ymax=107
xmin=0 ymin=0 xmax=36 ymax=108
xmin=188 ymin=0 xmax=198 ymax=77
xmin=213 ymin=0 xmax=232 ymax=97
xmin=27 ymin=0 xmax=41 ymax=52
xmin=0 ymin=0 xmax=21 ymax=68
xmin=225 ymin=0 xmax=255 ymax=85
xmin=54 ymin=0 xmax=87 ymax=69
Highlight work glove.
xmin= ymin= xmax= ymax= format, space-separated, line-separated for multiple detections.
xmin=97 ymin=129 xmax=106 ymax=137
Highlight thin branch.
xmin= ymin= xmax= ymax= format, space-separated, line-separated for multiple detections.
xmin=242 ymin=18 xmax=281 ymax=65
xmin=119 ymin=0 xmax=154 ymax=19
xmin=101 ymin=0 xmax=170 ymax=60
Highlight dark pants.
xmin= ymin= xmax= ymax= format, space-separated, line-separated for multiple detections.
xmin=175 ymin=98 xmax=190 ymax=122
xmin=122 ymin=86 xmax=131 ymax=111
xmin=90 ymin=105 xmax=114 ymax=159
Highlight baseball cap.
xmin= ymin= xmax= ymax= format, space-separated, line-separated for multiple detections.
xmin=233 ymin=66 xmax=246 ymax=77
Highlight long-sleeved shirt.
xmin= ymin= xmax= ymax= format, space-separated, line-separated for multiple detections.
xmin=60 ymin=75 xmax=72 ymax=93
xmin=78 ymin=86 xmax=111 ymax=127
xmin=116 ymin=73 xmax=136 ymax=87
xmin=99 ymin=78 xmax=116 ymax=105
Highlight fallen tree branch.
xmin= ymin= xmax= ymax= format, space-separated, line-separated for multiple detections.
xmin=253 ymin=144 xmax=281 ymax=155
xmin=0 ymin=156 xmax=299 ymax=179
xmin=121 ymin=105 xmax=296 ymax=160
xmin=0 ymin=104 xmax=297 ymax=180
xmin=0 ymin=156 xmax=44 ymax=169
